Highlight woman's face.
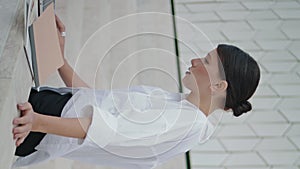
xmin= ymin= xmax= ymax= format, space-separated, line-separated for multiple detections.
xmin=182 ymin=48 xmax=224 ymax=94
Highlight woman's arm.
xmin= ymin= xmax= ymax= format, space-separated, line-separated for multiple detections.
xmin=13 ymin=102 xmax=92 ymax=146
xmin=58 ymin=59 xmax=90 ymax=88
xmin=33 ymin=111 xmax=91 ymax=139
xmin=55 ymin=15 xmax=90 ymax=88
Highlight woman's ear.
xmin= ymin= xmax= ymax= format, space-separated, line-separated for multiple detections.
xmin=210 ymin=80 xmax=228 ymax=94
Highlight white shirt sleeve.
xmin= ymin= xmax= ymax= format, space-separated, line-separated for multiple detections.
xmin=83 ymin=105 xmax=118 ymax=148
xmin=83 ymin=101 xmax=206 ymax=159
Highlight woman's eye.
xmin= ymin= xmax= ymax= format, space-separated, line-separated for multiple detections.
xmin=205 ymin=58 xmax=209 ymax=64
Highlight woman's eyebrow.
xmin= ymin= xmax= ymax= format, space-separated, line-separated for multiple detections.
xmin=207 ymin=53 xmax=212 ymax=62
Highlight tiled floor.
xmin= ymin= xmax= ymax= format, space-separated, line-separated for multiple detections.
xmin=174 ymin=0 xmax=300 ymax=169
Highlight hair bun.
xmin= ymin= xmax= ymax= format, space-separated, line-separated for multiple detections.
xmin=232 ymin=100 xmax=252 ymax=117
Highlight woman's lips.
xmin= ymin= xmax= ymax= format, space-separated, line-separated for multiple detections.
xmin=186 ymin=67 xmax=191 ymax=74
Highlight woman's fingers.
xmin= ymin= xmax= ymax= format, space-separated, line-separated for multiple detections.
xmin=16 ymin=136 xmax=26 ymax=147
xmin=13 ymin=111 xmax=32 ymax=125
xmin=14 ymin=131 xmax=29 ymax=140
xmin=13 ymin=102 xmax=34 ymax=147
xmin=17 ymin=102 xmax=32 ymax=111
xmin=13 ymin=125 xmax=30 ymax=147
xmin=55 ymin=15 xmax=65 ymax=32
xmin=55 ymin=15 xmax=66 ymax=56
xmin=14 ymin=102 xmax=34 ymax=125
xmin=13 ymin=123 xmax=31 ymax=135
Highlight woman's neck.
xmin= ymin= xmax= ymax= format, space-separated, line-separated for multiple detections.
xmin=186 ymin=91 xmax=223 ymax=116
xmin=186 ymin=92 xmax=211 ymax=116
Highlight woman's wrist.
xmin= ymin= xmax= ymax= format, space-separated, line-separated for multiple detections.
xmin=31 ymin=112 xmax=42 ymax=132
xmin=58 ymin=58 xmax=67 ymax=71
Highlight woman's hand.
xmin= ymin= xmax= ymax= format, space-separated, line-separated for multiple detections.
xmin=55 ymin=15 xmax=66 ymax=59
xmin=13 ymin=102 xmax=37 ymax=147
xmin=54 ymin=15 xmax=90 ymax=88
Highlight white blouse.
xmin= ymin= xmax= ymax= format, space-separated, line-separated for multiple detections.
xmin=13 ymin=85 xmax=217 ymax=169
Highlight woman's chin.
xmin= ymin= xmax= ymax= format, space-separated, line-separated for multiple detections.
xmin=182 ymin=72 xmax=190 ymax=80
xmin=182 ymin=76 xmax=188 ymax=86
xmin=182 ymin=79 xmax=191 ymax=91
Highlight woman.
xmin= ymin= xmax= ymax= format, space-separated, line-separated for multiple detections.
xmin=12 ymin=17 xmax=260 ymax=168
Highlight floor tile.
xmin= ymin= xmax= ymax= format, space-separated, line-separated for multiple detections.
xmin=274 ymin=9 xmax=300 ymax=19
xmin=254 ymin=85 xmax=278 ymax=97
xmin=232 ymin=41 xmax=261 ymax=51
xmin=288 ymin=41 xmax=300 ymax=60
xmin=272 ymin=166 xmax=299 ymax=169
xmin=280 ymin=109 xmax=300 ymax=122
xmin=220 ymin=111 xmax=251 ymax=124
xmin=250 ymin=123 xmax=290 ymax=137
xmin=190 ymin=2 xmax=245 ymax=12
xmin=222 ymin=30 xmax=255 ymax=41
xmin=260 ymin=51 xmax=297 ymax=62
xmin=247 ymin=10 xmax=278 ymax=20
xmin=249 ymin=97 xmax=281 ymax=110
xmin=219 ymin=21 xmax=253 ymax=31
xmin=226 ymin=167 xmax=270 ymax=169
xmin=282 ymin=29 xmax=300 ymax=39
xmin=247 ymin=110 xmax=287 ymax=123
xmin=255 ymin=40 xmax=290 ymax=50
xmin=261 ymin=62 xmax=296 ymax=73
xmin=192 ymin=167 xmax=224 ymax=169
xmin=216 ymin=11 xmax=250 ymax=21
xmin=285 ymin=124 xmax=300 ymax=136
xmin=271 ymin=1 xmax=300 ymax=9
xmin=223 ymin=152 xmax=265 ymax=166
xmin=254 ymin=138 xmax=297 ymax=150
xmin=259 ymin=72 xmax=272 ymax=85
xmin=220 ymin=138 xmax=260 ymax=151
xmin=259 ymin=151 xmax=300 ymax=165
xmin=190 ymin=152 xmax=228 ymax=166
xmin=194 ymin=22 xmax=222 ymax=31
xmin=191 ymin=139 xmax=225 ymax=152
xmin=269 ymin=73 xmax=300 ymax=84
xmin=254 ymin=30 xmax=287 ymax=40
xmin=175 ymin=4 xmax=189 ymax=13
xmin=217 ymin=124 xmax=256 ymax=137
xmin=289 ymin=136 xmax=300 ymax=149
xmin=278 ymin=98 xmax=300 ymax=109
xmin=242 ymin=1 xmax=274 ymax=10
xmin=272 ymin=84 xmax=300 ymax=96
xmin=177 ymin=12 xmax=221 ymax=22
xmin=248 ymin=20 xmax=281 ymax=30
xmin=281 ymin=20 xmax=300 ymax=30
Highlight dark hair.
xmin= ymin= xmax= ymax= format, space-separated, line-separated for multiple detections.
xmin=216 ymin=44 xmax=260 ymax=117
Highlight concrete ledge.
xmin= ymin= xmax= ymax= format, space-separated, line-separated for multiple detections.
xmin=0 ymin=0 xmax=33 ymax=168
